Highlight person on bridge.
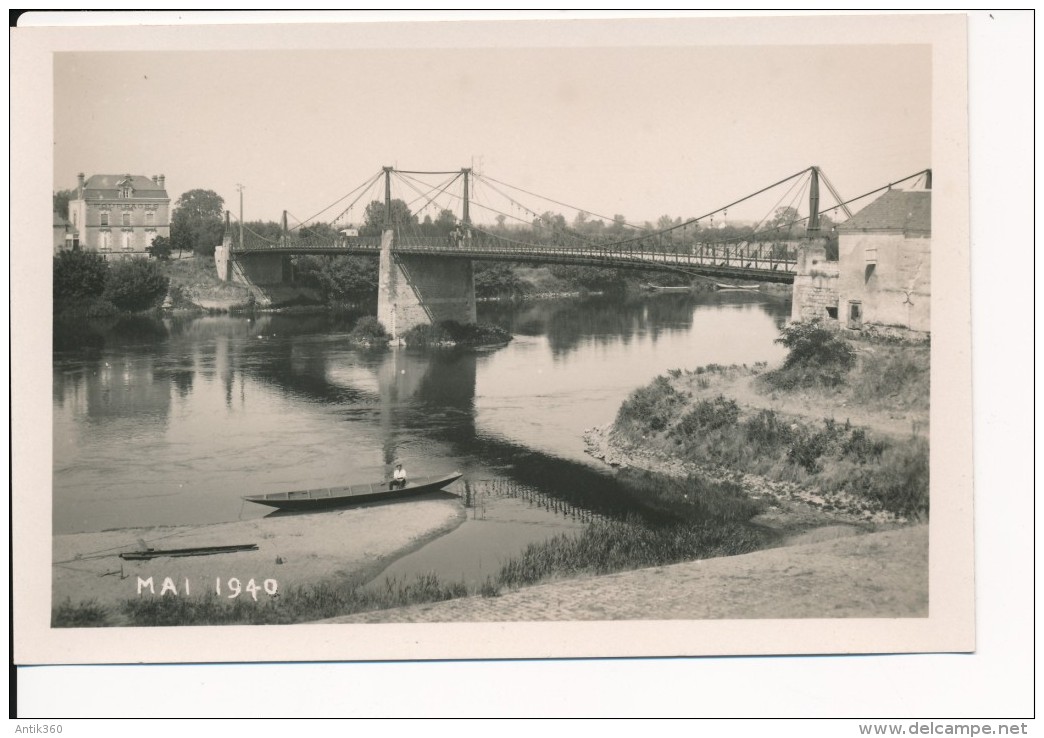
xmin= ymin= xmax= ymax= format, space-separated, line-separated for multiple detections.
xmin=389 ymin=462 xmax=408 ymax=490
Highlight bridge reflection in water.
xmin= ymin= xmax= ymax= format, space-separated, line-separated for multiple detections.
xmin=51 ymin=290 xmax=789 ymax=536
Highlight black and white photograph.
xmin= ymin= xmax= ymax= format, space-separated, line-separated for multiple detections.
xmin=13 ymin=10 xmax=1030 ymax=720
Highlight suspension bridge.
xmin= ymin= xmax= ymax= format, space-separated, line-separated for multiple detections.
xmin=214 ymin=165 xmax=929 ymax=338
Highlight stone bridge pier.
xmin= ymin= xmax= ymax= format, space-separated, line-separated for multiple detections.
xmin=377 ymin=230 xmax=476 ymax=339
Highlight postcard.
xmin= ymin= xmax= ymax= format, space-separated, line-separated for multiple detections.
xmin=13 ymin=12 xmax=974 ymax=671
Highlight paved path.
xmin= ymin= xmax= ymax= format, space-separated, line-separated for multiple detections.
xmin=323 ymin=525 xmax=927 ymax=623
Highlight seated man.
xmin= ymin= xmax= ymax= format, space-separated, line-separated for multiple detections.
xmin=389 ymin=462 xmax=407 ymax=490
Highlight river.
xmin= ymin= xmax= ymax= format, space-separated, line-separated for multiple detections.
xmin=52 ymin=290 xmax=790 ymax=585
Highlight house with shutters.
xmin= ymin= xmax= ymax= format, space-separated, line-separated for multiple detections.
xmin=65 ymin=173 xmax=171 ymax=257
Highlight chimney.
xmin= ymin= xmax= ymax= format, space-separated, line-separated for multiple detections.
xmin=152 ymin=175 xmax=158 ymax=185
xmin=77 ymin=172 xmax=85 ymax=196
xmin=157 ymin=174 xmax=165 ymax=190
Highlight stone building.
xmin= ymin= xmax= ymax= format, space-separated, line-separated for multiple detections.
xmin=66 ymin=173 xmax=170 ymax=257
xmin=790 ymin=187 xmax=931 ymax=335
xmin=836 ymin=189 xmax=931 ymax=334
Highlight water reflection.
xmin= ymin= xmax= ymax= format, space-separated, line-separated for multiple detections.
xmin=52 ymin=290 xmax=790 ymax=534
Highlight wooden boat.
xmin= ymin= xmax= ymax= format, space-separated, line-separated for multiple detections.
xmin=120 ymin=543 xmax=259 ymax=560
xmin=242 ymin=471 xmax=463 ymax=512
xmin=642 ymin=283 xmax=691 ymax=293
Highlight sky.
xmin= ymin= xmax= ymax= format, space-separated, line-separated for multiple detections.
xmin=53 ymin=39 xmax=931 ymax=228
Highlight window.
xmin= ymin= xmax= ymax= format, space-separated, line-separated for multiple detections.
xmin=123 ymin=230 xmax=134 ymax=250
xmin=100 ymin=213 xmax=109 ymax=227
xmin=122 ymin=212 xmax=131 ymax=227
xmin=100 ymin=230 xmax=111 ymax=251
xmin=145 ymin=212 xmax=154 ymax=226
xmin=826 ymin=306 xmax=838 ymax=320
xmin=864 ymin=263 xmax=877 ymax=283
xmin=72 ymin=211 xmax=77 ymax=226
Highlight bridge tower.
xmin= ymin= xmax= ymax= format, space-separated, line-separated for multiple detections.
xmin=377 ymin=166 xmax=477 ymax=340
xmin=791 ymin=166 xmax=839 ymax=323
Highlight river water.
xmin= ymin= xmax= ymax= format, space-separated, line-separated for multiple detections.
xmin=53 ymin=291 xmax=789 ymax=585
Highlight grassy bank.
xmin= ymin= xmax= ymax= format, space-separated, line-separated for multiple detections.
xmin=53 ymin=467 xmax=775 ymax=627
xmin=612 ymin=326 xmax=930 ymax=520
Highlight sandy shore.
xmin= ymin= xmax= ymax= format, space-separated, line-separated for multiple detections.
xmin=52 ymin=498 xmax=464 ymax=619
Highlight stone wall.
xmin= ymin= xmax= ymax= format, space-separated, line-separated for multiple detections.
xmin=790 ymin=240 xmax=840 ymax=324
xmin=837 ymin=231 xmax=930 ymax=333
xmin=378 ymin=230 xmax=477 ymax=339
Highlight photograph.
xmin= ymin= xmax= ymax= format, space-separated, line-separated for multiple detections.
xmin=13 ymin=11 xmax=984 ymax=681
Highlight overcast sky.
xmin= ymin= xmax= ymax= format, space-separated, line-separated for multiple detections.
xmin=54 ymin=41 xmax=930 ymax=227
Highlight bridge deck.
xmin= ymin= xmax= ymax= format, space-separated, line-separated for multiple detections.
xmin=231 ymin=235 xmax=798 ymax=283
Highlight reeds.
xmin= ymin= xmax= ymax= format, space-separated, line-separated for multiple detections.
xmin=114 ymin=571 xmax=472 ymax=627
xmin=496 ymin=518 xmax=768 ymax=589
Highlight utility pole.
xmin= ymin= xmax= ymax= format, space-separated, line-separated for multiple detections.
xmin=235 ymin=183 xmax=245 ymax=249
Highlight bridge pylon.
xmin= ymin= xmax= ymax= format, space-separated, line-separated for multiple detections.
xmin=377 ymin=229 xmax=477 ymax=340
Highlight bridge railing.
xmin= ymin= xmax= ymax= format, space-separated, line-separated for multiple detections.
xmin=233 ymin=229 xmax=798 ymax=273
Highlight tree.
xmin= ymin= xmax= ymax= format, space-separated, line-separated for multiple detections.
xmin=54 ymin=250 xmax=109 ymax=301
xmin=361 ymin=199 xmax=417 ymax=235
xmin=172 ymin=189 xmax=225 ymax=256
xmin=767 ymin=206 xmax=802 ymax=234
xmin=103 ymin=257 xmax=170 ymax=311
xmin=295 ymin=254 xmax=379 ymax=299
xmin=146 ymin=235 xmax=172 ymax=260
xmin=433 ymin=209 xmax=458 ymax=234
xmin=53 ymin=188 xmax=77 ymax=218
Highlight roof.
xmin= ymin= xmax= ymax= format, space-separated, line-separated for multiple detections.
xmin=81 ymin=174 xmax=168 ymax=200
xmin=838 ymin=189 xmax=930 ymax=235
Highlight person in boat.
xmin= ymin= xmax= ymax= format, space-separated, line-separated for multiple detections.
xmin=389 ymin=462 xmax=407 ymax=490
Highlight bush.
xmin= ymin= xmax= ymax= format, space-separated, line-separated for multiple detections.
xmin=616 ymin=375 xmax=686 ymax=433
xmin=672 ymin=395 xmax=740 ymax=440
xmin=403 ymin=320 xmax=511 ymax=348
xmin=54 ymin=250 xmax=109 ymax=301
xmin=763 ymin=319 xmax=856 ymax=390
xmin=102 ymin=257 xmax=170 ymax=311
xmin=349 ymin=316 xmax=390 ymax=343
xmin=474 ymin=262 xmax=527 ymax=299
xmin=52 ymin=598 xmax=111 ymax=627
xmin=743 ymin=409 xmax=793 ymax=452
xmin=776 ymin=319 xmax=855 ymax=370
xmin=146 ymin=235 xmax=172 ymax=260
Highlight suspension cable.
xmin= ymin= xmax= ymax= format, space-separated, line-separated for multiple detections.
xmin=395 ymin=171 xmax=463 ymax=218
xmin=475 ymin=172 xmax=649 ymax=232
xmin=288 ymin=169 xmax=384 ymax=231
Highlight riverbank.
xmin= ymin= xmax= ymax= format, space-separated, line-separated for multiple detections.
xmin=51 ymin=498 xmax=464 ymax=626
xmin=323 ymin=524 xmax=928 ymax=622
xmin=584 ymin=333 xmax=930 ymax=535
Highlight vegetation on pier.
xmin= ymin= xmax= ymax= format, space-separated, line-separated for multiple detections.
xmin=402 ymin=320 xmax=512 ymax=348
